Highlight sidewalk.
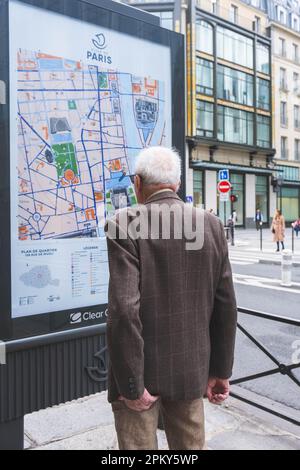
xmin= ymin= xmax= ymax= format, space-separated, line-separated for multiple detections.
xmin=24 ymin=392 xmax=300 ymax=450
xmin=231 ymin=228 xmax=300 ymax=266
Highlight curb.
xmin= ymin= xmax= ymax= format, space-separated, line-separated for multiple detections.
xmin=259 ymin=259 xmax=300 ymax=268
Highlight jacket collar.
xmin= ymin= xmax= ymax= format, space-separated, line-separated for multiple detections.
xmin=145 ymin=191 xmax=183 ymax=205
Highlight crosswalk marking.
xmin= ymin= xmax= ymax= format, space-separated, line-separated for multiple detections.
xmin=233 ymin=273 xmax=300 ymax=294
xmin=230 ymin=255 xmax=258 ymax=266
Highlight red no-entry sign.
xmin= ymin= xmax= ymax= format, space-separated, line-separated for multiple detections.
xmin=218 ymin=180 xmax=232 ymax=193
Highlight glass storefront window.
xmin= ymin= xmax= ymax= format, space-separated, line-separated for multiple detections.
xmin=217 ymin=26 xmax=253 ymax=69
xmin=196 ymin=100 xmax=214 ymax=137
xmin=196 ymin=19 xmax=213 ymax=55
xmin=257 ymin=77 xmax=270 ymax=111
xmin=217 ymin=64 xmax=253 ymax=106
xmin=257 ymin=115 xmax=271 ymax=148
xmin=230 ymin=174 xmax=244 ymax=226
xmin=218 ymin=173 xmax=244 ymax=227
xmin=193 ymin=170 xmax=204 ymax=208
xmin=280 ymin=187 xmax=300 ymax=222
xmin=256 ymin=175 xmax=268 ymax=221
xmin=257 ymin=42 xmax=270 ymax=75
xmin=196 ymin=58 xmax=213 ymax=96
xmin=217 ymin=105 xmax=254 ymax=145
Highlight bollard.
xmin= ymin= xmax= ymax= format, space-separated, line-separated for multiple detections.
xmin=260 ymin=222 xmax=263 ymax=251
xmin=292 ymin=225 xmax=295 ymax=254
xmin=230 ymin=225 xmax=235 ymax=246
xmin=281 ymin=250 xmax=293 ymax=287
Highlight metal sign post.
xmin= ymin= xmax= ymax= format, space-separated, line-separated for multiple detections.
xmin=218 ymin=172 xmax=231 ymax=228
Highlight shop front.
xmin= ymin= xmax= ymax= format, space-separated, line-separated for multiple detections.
xmin=190 ymin=162 xmax=273 ymax=228
xmin=276 ymin=166 xmax=300 ymax=224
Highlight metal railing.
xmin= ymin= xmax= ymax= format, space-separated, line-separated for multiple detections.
xmin=231 ymin=308 xmax=300 ymax=426
xmin=258 ymin=224 xmax=298 ymax=253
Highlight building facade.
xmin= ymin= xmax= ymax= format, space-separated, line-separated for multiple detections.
xmin=187 ymin=0 xmax=275 ymax=228
xmin=120 ymin=0 xmax=279 ymax=227
xmin=241 ymin=0 xmax=300 ymax=222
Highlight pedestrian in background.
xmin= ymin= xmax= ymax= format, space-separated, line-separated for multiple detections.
xmin=272 ymin=209 xmax=285 ymax=252
xmin=292 ymin=217 xmax=300 ymax=237
xmin=105 ymin=146 xmax=237 ymax=451
xmin=227 ymin=211 xmax=237 ymax=246
xmin=255 ymin=209 xmax=264 ymax=231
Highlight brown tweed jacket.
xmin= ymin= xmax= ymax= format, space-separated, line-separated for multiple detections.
xmin=105 ymin=191 xmax=237 ymax=403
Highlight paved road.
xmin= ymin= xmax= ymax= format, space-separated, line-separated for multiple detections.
xmin=230 ymin=253 xmax=300 ymax=412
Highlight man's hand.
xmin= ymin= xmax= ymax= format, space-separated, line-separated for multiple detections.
xmin=119 ymin=389 xmax=159 ymax=412
xmin=206 ymin=378 xmax=230 ymax=405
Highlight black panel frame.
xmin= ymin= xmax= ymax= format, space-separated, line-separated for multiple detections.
xmin=0 ymin=0 xmax=186 ymax=344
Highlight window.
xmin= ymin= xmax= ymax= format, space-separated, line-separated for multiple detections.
xmin=277 ymin=8 xmax=285 ymax=24
xmin=196 ymin=20 xmax=213 ymax=55
xmin=196 ymin=58 xmax=213 ymax=96
xmin=196 ymin=100 xmax=214 ymax=137
xmin=281 ymin=187 xmax=300 ymax=222
xmin=257 ymin=78 xmax=270 ymax=111
xmin=257 ymin=42 xmax=270 ymax=75
xmin=257 ymin=115 xmax=271 ymax=148
xmin=217 ymin=65 xmax=253 ymax=106
xmin=279 ymin=38 xmax=286 ymax=57
xmin=280 ymin=101 xmax=288 ymax=126
xmin=230 ymin=4 xmax=238 ymax=24
xmin=293 ymin=43 xmax=299 ymax=63
xmin=294 ymin=105 xmax=300 ymax=129
xmin=212 ymin=0 xmax=219 ymax=15
xmin=280 ymin=68 xmax=287 ymax=91
xmin=256 ymin=176 xmax=268 ymax=220
xmin=151 ymin=11 xmax=173 ymax=30
xmin=281 ymin=136 xmax=288 ymax=159
xmin=295 ymin=139 xmax=300 ymax=161
xmin=217 ymin=26 xmax=253 ymax=69
xmin=253 ymin=16 xmax=261 ymax=33
xmin=294 ymin=72 xmax=299 ymax=93
xmin=193 ymin=171 xmax=204 ymax=209
xmin=217 ymin=105 xmax=253 ymax=145
xmin=276 ymin=165 xmax=300 ymax=181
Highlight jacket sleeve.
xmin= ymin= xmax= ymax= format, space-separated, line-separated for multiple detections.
xmin=209 ymin=220 xmax=237 ymax=379
xmin=105 ymin=217 xmax=144 ymax=400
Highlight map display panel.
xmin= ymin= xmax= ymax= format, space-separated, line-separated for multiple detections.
xmin=9 ymin=1 xmax=171 ymax=319
xmin=17 ymin=50 xmax=165 ymax=241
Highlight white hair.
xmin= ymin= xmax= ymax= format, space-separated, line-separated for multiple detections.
xmin=134 ymin=146 xmax=182 ymax=186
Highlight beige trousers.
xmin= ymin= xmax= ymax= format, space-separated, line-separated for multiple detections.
xmin=112 ymin=398 xmax=205 ymax=451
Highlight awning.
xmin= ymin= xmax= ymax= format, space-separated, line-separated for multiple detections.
xmin=190 ymin=161 xmax=275 ymax=175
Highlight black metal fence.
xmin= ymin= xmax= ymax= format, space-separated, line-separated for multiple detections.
xmin=231 ymin=308 xmax=300 ymax=427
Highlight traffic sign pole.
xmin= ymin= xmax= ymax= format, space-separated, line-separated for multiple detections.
xmin=218 ymin=173 xmax=231 ymax=227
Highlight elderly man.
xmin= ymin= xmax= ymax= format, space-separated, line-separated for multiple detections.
xmin=105 ymin=146 xmax=237 ymax=450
